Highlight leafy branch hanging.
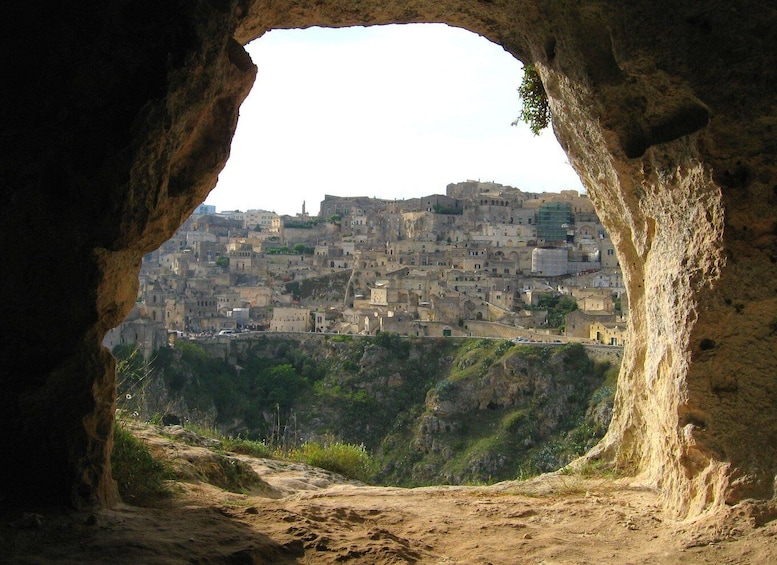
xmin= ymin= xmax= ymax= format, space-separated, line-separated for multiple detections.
xmin=512 ymin=64 xmax=551 ymax=135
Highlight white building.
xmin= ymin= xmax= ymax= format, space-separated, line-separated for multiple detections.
xmin=244 ymin=209 xmax=281 ymax=232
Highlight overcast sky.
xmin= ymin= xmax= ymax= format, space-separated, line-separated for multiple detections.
xmin=204 ymin=23 xmax=584 ymax=216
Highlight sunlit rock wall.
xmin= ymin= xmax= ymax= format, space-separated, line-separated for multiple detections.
xmin=523 ymin=2 xmax=777 ymax=518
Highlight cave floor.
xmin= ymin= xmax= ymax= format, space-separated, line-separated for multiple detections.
xmin=2 ymin=425 xmax=775 ymax=564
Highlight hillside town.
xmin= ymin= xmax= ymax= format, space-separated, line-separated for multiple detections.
xmin=105 ymin=180 xmax=628 ymax=357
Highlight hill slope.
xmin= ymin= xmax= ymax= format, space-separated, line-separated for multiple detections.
xmin=116 ymin=336 xmax=618 ymax=485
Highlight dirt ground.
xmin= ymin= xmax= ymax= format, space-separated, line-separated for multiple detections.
xmin=2 ymin=425 xmax=776 ymax=564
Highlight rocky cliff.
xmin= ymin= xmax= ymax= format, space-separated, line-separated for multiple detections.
xmin=3 ymin=0 xmax=776 ymax=521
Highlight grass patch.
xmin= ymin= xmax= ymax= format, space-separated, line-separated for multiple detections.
xmin=561 ymin=458 xmax=621 ymax=479
xmin=280 ymin=441 xmax=375 ymax=482
xmin=111 ymin=421 xmax=174 ymax=505
xmin=221 ymin=436 xmax=273 ymax=458
xmin=173 ymin=424 xmax=372 ymax=484
xmin=329 ymin=334 xmax=353 ymax=343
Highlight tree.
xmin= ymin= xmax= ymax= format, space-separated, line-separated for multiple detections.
xmin=215 ymin=255 xmax=229 ymax=269
xmin=292 ymin=243 xmax=314 ymax=255
xmin=252 ymin=364 xmax=308 ymax=413
xmin=513 ymin=64 xmax=550 ymax=135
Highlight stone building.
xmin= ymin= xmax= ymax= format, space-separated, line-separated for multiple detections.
xmin=590 ymin=320 xmax=628 ymax=346
xmin=565 ymin=310 xmax=616 ymax=340
xmin=102 ymin=313 xmax=168 ymax=362
xmin=270 ymin=307 xmax=311 ymax=332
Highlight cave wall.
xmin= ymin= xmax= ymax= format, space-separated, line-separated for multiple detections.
xmin=2 ymin=0 xmax=256 ymax=507
xmin=2 ymin=0 xmax=776 ymax=518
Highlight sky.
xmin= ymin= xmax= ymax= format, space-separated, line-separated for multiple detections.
xmin=204 ymin=23 xmax=584 ymax=216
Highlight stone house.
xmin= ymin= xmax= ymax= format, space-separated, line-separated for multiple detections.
xmin=601 ymin=237 xmax=619 ymax=269
xmin=488 ymin=280 xmax=517 ymax=312
xmin=192 ymin=240 xmax=226 ymax=264
xmin=370 ymin=284 xmax=389 ymax=306
xmin=512 ymin=308 xmax=549 ymax=328
xmin=165 ymin=297 xmax=186 ymax=330
xmin=590 ymin=320 xmax=628 ymax=346
xmin=576 ymin=291 xmax=615 ymax=313
xmin=485 ymin=256 xmax=519 ymax=277
xmin=228 ymin=244 xmax=257 ymax=273
xmin=314 ymin=308 xmax=342 ymax=332
xmin=379 ymin=311 xmax=420 ymax=336
xmin=237 ymin=286 xmax=273 ymax=308
xmin=216 ymin=292 xmax=246 ymax=314
xmin=430 ymin=294 xmax=462 ymax=325
xmin=143 ymin=282 xmax=167 ymax=324
xmin=564 ymin=310 xmax=616 ymax=339
xmin=243 ymin=209 xmax=280 ymax=232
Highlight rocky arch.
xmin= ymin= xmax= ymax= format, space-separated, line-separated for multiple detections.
xmin=3 ymin=1 xmax=776 ymax=520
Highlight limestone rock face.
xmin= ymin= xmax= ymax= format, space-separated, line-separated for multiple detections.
xmin=3 ymin=0 xmax=776 ymax=519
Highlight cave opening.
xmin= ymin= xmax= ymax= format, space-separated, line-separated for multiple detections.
xmin=107 ymin=22 xmax=619 ymax=500
xmin=5 ymin=2 xmax=776 ymax=527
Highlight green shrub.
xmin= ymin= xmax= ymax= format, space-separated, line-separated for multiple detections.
xmin=514 ymin=64 xmax=550 ymax=135
xmin=434 ymin=379 xmax=455 ymax=401
xmin=111 ymin=422 xmax=173 ymax=505
xmin=372 ymin=332 xmax=410 ymax=358
xmin=588 ymin=384 xmax=615 ymax=409
xmin=480 ymin=356 xmax=494 ymax=371
xmin=495 ymin=340 xmax=514 ymax=357
xmin=528 ymin=439 xmax=566 ymax=473
xmin=528 ymin=294 xmax=578 ymax=329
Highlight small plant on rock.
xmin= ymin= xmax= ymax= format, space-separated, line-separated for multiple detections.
xmin=513 ymin=64 xmax=551 ymax=135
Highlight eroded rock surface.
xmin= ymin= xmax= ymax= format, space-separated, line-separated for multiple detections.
xmin=2 ymin=0 xmax=776 ymax=521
